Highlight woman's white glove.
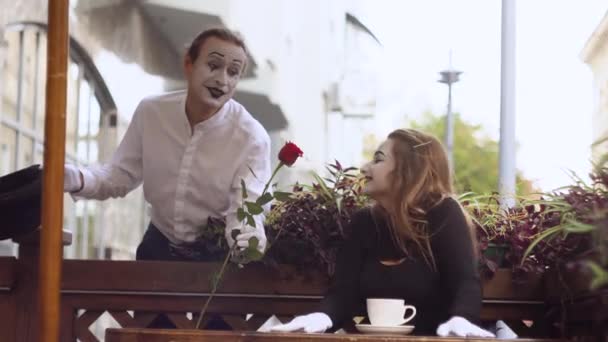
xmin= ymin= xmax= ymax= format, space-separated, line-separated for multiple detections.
xmin=495 ymin=320 xmax=518 ymax=339
xmin=436 ymin=316 xmax=495 ymax=338
xmin=271 ymin=313 xmax=333 ymax=333
xmin=64 ymin=164 xmax=83 ymax=193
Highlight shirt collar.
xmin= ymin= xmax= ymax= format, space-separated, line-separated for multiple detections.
xmin=191 ymin=99 xmax=232 ymax=131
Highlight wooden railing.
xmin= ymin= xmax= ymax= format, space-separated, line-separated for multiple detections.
xmin=0 ymin=230 xmax=605 ymax=342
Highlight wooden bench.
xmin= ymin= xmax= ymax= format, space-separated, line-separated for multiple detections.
xmin=0 ymin=230 xmax=581 ymax=341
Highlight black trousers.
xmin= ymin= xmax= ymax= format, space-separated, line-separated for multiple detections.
xmin=135 ymin=223 xmax=231 ymax=330
xmin=136 ymin=223 xmax=225 ymax=262
xmin=136 ymin=223 xmax=180 ymax=261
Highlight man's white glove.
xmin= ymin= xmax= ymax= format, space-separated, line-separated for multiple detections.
xmin=271 ymin=312 xmax=333 ymax=333
xmin=225 ymin=227 xmax=267 ymax=253
xmin=64 ymin=164 xmax=83 ymax=193
xmin=436 ymin=316 xmax=495 ymax=338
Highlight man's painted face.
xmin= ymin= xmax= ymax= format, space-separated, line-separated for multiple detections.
xmin=185 ymin=36 xmax=247 ymax=110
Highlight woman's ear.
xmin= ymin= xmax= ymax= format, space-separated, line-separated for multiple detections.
xmin=183 ymin=54 xmax=193 ymax=78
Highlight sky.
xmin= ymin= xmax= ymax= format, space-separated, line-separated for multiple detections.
xmin=359 ymin=0 xmax=607 ymax=192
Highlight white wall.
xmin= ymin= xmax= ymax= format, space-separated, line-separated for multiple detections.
xmin=584 ymin=15 xmax=608 ymax=160
xmin=218 ymin=0 xmax=381 ymax=186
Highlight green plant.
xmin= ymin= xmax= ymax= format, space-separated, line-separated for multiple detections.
xmin=264 ymin=161 xmax=368 ymax=277
xmin=464 ymin=146 xmax=608 ymax=289
xmin=461 ymin=192 xmax=588 ymax=283
xmin=522 ymin=149 xmax=608 ymax=290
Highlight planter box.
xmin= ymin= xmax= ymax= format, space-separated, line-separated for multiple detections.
xmin=482 ymin=268 xmax=544 ymax=300
xmin=542 ymin=252 xmax=598 ymax=301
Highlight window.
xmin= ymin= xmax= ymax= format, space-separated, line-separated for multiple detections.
xmin=0 ymin=23 xmax=115 ymax=258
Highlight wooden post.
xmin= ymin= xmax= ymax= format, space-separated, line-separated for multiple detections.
xmin=40 ymin=0 xmax=69 ymax=341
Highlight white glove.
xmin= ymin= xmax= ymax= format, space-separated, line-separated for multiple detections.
xmin=64 ymin=164 xmax=83 ymax=193
xmin=235 ymin=229 xmax=267 ymax=253
xmin=271 ymin=312 xmax=333 ymax=333
xmin=495 ymin=320 xmax=518 ymax=339
xmin=436 ymin=316 xmax=495 ymax=338
xmin=225 ymin=227 xmax=267 ymax=253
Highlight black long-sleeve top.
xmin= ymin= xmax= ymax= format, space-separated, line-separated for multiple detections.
xmin=319 ymin=197 xmax=482 ymax=335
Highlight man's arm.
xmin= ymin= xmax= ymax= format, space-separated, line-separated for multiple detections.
xmin=69 ymin=102 xmax=145 ymax=200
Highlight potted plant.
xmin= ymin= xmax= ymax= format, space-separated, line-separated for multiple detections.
xmin=461 ymin=191 xmax=591 ymax=285
xmin=522 ymin=152 xmax=608 ymax=295
xmin=264 ymin=161 xmax=368 ymax=278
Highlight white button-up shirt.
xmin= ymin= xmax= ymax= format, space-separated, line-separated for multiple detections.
xmin=76 ymin=90 xmax=271 ymax=244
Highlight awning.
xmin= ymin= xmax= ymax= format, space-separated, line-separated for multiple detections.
xmin=234 ymin=90 xmax=288 ymax=131
xmin=74 ymin=0 xmax=257 ymax=80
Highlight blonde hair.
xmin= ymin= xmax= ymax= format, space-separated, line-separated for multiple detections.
xmin=372 ymin=128 xmax=474 ymax=270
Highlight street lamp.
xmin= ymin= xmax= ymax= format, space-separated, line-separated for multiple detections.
xmin=438 ymin=61 xmax=462 ymax=170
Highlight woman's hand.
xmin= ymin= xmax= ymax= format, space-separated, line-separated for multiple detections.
xmin=436 ymin=316 xmax=495 ymax=338
xmin=271 ymin=313 xmax=332 ymax=333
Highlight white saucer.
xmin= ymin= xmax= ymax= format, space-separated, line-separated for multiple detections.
xmin=355 ymin=324 xmax=415 ymax=335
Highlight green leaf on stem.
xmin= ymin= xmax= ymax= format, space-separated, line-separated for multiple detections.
xmin=336 ymin=195 xmax=343 ymax=213
xmin=246 ymin=214 xmax=256 ymax=227
xmin=273 ymin=191 xmax=292 ymax=201
xmin=588 ymin=261 xmax=608 ymax=290
xmin=324 ymin=177 xmax=336 ymax=184
xmin=244 ymin=237 xmax=264 ymax=261
xmin=312 ymin=172 xmax=333 ymax=199
xmin=248 ymin=236 xmax=259 ymax=250
xmin=241 ymin=179 xmax=248 ymax=199
xmin=563 ymin=219 xmax=596 ymax=233
xmin=522 ymin=225 xmax=563 ymax=263
xmin=236 ymin=208 xmax=246 ymax=222
xmin=245 ymin=201 xmax=264 ymax=215
xmin=256 ymin=193 xmax=274 ymax=206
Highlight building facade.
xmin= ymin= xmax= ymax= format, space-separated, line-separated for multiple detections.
xmin=581 ymin=10 xmax=608 ymax=160
xmin=0 ymin=0 xmax=382 ymax=260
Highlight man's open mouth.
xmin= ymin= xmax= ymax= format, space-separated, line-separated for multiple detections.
xmin=207 ymin=87 xmax=225 ymax=99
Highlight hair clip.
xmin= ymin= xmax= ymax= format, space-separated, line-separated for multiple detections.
xmin=413 ymin=141 xmax=431 ymax=149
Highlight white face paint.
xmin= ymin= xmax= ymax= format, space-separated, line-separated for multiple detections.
xmin=184 ymin=36 xmax=247 ymax=112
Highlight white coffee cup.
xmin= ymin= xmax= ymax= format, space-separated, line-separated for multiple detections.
xmin=366 ymin=298 xmax=417 ymax=326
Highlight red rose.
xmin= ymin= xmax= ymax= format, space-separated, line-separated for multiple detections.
xmin=278 ymin=142 xmax=303 ymax=166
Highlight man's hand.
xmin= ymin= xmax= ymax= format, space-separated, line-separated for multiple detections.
xmin=235 ymin=229 xmax=267 ymax=253
xmin=64 ymin=164 xmax=84 ymax=193
xmin=225 ymin=227 xmax=267 ymax=253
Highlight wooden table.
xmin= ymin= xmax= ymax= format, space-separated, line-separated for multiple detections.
xmin=106 ymin=329 xmax=561 ymax=342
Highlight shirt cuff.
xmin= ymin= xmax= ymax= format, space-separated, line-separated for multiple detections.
xmin=70 ymin=167 xmax=97 ymax=200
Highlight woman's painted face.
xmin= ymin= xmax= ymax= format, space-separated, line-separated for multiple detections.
xmin=185 ymin=36 xmax=246 ymax=110
xmin=361 ymin=139 xmax=396 ymax=200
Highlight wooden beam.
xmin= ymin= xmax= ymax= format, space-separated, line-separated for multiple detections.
xmin=105 ymin=329 xmax=563 ymax=342
xmin=40 ymin=0 xmax=69 ymax=341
